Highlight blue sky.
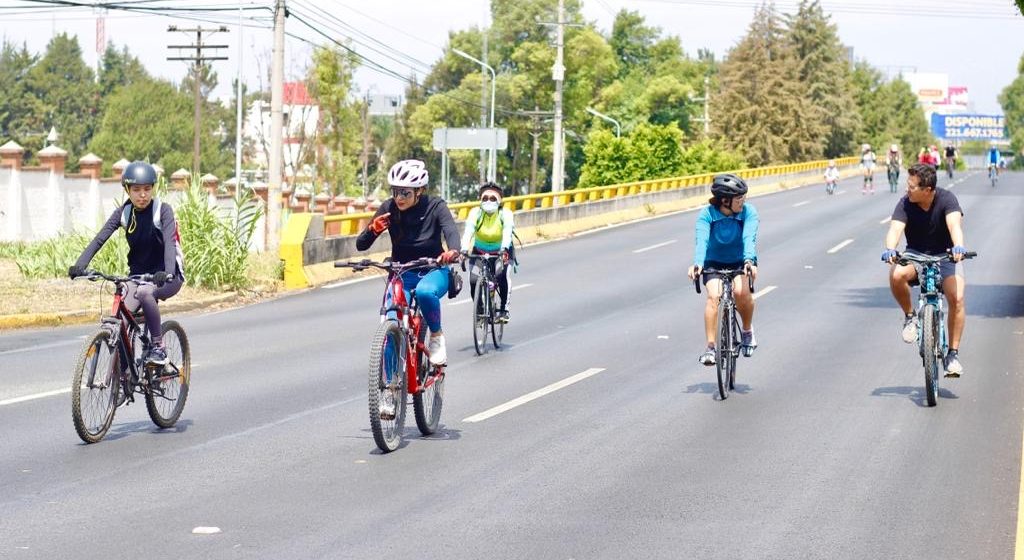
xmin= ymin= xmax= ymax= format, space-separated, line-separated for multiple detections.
xmin=1 ymin=0 xmax=1021 ymax=114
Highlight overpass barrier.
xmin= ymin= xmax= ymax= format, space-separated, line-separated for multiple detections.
xmin=280 ymin=156 xmax=860 ymax=289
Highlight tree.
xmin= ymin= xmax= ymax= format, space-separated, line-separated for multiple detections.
xmin=99 ymin=44 xmax=149 ymax=98
xmin=0 ymin=41 xmax=40 ymax=149
xmin=309 ymin=45 xmax=363 ymax=196
xmin=999 ymin=53 xmax=1024 ymax=165
xmin=89 ymin=78 xmax=231 ymax=177
xmin=850 ymin=62 xmax=931 ymax=156
xmin=786 ymin=0 xmax=860 ymax=158
xmin=713 ymin=3 xmax=823 ymax=166
xmin=25 ymin=33 xmax=99 ymax=167
xmin=610 ymin=9 xmax=659 ymax=76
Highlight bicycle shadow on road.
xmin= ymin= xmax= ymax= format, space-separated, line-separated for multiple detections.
xmin=871 ymin=385 xmax=958 ymax=408
xmin=682 ymin=381 xmax=752 ymax=400
xmin=357 ymin=426 xmax=463 ymax=455
xmin=100 ymin=418 xmax=193 ymax=442
xmin=842 ymin=285 xmax=1024 ymax=318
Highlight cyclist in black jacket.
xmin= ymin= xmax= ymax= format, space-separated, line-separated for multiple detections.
xmin=357 ymin=159 xmax=461 ymax=365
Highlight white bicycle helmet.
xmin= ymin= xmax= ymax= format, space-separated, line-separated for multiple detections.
xmin=387 ymin=159 xmax=429 ymax=188
xmin=890 ymin=144 xmax=899 ymax=152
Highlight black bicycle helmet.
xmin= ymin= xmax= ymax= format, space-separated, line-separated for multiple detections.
xmin=478 ymin=181 xmax=503 ymax=197
xmin=710 ymin=173 xmax=748 ymax=198
xmin=121 ymin=161 xmax=157 ymax=189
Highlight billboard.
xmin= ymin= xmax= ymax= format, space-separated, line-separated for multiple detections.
xmin=905 ymin=72 xmax=948 ymax=104
xmin=930 ymin=114 xmax=1005 ymax=140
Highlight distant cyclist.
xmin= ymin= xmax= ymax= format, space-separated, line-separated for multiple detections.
xmin=943 ymin=143 xmax=958 ymax=179
xmin=687 ymin=174 xmax=759 ymax=366
xmin=823 ymin=159 xmax=840 ymax=195
xmin=460 ymin=182 xmax=515 ymax=323
xmin=68 ymin=161 xmax=185 ymax=366
xmin=988 ymin=144 xmax=1001 ymax=176
xmin=881 ymin=163 xmax=969 ymax=376
xmin=886 ymin=144 xmax=902 ymax=193
xmin=860 ymin=143 xmax=877 ymax=194
xmin=356 ymin=159 xmax=462 ymax=365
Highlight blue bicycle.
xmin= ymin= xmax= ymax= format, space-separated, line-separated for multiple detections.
xmin=897 ymin=250 xmax=976 ymax=407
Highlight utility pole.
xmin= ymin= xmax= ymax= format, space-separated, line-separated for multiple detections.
xmin=519 ymin=107 xmax=553 ymax=194
xmin=691 ymin=75 xmax=710 ymax=136
xmin=479 ymin=31 xmax=488 ymax=184
xmin=167 ymin=25 xmax=229 ymax=176
xmin=551 ymin=0 xmax=565 ymax=192
xmin=361 ymin=91 xmax=370 ymax=198
xmin=267 ymin=0 xmax=286 ymax=252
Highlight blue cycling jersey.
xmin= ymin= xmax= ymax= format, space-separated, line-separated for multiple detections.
xmin=693 ymin=203 xmax=759 ymax=267
xmin=988 ymin=148 xmax=1000 ymax=164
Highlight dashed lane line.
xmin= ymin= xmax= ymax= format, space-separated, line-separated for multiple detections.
xmin=752 ymin=285 xmax=777 ymax=300
xmin=792 ymin=200 xmax=810 ymax=207
xmin=0 ymin=388 xmax=71 ymax=407
xmin=827 ymin=239 xmax=855 ymax=254
xmin=462 ymin=367 xmax=606 ymax=423
xmin=633 ymin=240 xmax=677 ymax=254
xmin=880 ymin=216 xmax=891 ymax=225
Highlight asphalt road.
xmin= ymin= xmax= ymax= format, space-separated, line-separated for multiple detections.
xmin=2 ymin=169 xmax=1023 ymax=559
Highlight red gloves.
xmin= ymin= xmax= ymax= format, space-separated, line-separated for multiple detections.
xmin=369 ymin=212 xmax=390 ymax=235
xmin=438 ymin=250 xmax=461 ymax=265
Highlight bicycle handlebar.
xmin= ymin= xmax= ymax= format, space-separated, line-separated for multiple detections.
xmin=73 ymin=270 xmax=160 ymax=285
xmin=693 ymin=267 xmax=755 ymax=295
xmin=334 ymin=257 xmax=442 ymax=274
xmin=894 ymin=250 xmax=978 ymax=266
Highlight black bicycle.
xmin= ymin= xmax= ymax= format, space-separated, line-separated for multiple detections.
xmin=895 ymin=250 xmax=976 ymax=406
xmin=695 ymin=268 xmax=754 ymax=400
xmin=462 ymin=252 xmax=505 ymax=355
xmin=71 ymin=272 xmax=190 ymax=443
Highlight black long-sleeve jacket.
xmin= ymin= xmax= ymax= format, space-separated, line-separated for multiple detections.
xmin=356 ymin=195 xmax=460 ymax=262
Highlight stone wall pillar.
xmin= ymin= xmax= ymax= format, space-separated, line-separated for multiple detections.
xmin=78 ymin=153 xmax=103 ymax=234
xmin=38 ymin=145 xmax=68 ymax=239
xmin=0 ymin=141 xmax=25 ymax=241
xmin=170 ymin=168 xmax=191 ymax=190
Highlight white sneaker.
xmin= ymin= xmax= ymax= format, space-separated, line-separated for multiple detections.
xmin=901 ymin=314 xmax=917 ymax=344
xmin=428 ymin=334 xmax=447 ymax=365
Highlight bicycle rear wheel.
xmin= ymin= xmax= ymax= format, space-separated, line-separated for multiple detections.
xmin=369 ymin=320 xmax=407 ymax=452
xmin=71 ymin=330 xmax=120 ymax=443
xmin=715 ymin=300 xmax=732 ymax=400
xmin=145 ymin=321 xmax=190 ymax=429
xmin=490 ymin=285 xmax=504 ymax=349
xmin=413 ymin=340 xmax=444 ymax=436
xmin=921 ymin=305 xmax=941 ymax=407
xmin=472 ymin=276 xmax=488 ymax=355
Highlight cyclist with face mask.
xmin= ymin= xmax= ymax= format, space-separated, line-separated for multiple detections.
xmin=460 ymin=182 xmax=515 ymax=323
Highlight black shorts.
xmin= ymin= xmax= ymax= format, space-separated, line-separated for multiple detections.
xmin=701 ymin=260 xmax=746 ymax=285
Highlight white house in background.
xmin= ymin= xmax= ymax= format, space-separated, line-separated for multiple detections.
xmin=244 ymin=81 xmax=319 ymax=181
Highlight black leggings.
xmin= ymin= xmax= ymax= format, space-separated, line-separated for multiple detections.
xmin=469 ymin=254 xmax=509 ymax=310
xmin=124 ymin=276 xmax=183 ymax=345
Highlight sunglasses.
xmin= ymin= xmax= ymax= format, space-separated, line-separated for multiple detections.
xmin=392 ymin=188 xmax=415 ymax=199
xmin=481 ymin=195 xmax=499 ymax=202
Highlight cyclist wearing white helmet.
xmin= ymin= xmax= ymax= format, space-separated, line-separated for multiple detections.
xmin=356 ymin=159 xmax=461 ymax=365
xmin=886 ymin=144 xmax=902 ymax=193
xmin=860 ymin=143 xmax=876 ymax=194
xmin=687 ymin=173 xmax=760 ymax=366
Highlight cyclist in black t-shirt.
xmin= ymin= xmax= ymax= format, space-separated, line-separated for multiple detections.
xmin=881 ymin=163 xmax=969 ymax=375
xmin=943 ymin=144 xmax=958 ymax=179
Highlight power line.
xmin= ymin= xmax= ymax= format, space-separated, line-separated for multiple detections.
xmin=631 ymin=0 xmax=1020 ymax=20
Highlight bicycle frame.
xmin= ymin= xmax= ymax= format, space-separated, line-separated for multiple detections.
xmin=89 ymin=278 xmax=153 ymax=403
xmin=915 ymin=263 xmax=947 ymax=360
xmin=377 ymin=266 xmax=440 ymax=395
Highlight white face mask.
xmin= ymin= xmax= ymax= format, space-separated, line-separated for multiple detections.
xmin=481 ymin=200 xmax=499 ymax=214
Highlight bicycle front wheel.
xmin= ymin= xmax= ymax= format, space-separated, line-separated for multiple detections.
xmin=921 ymin=305 xmax=941 ymax=407
xmin=145 ymin=321 xmax=190 ymax=428
xmin=490 ymin=285 xmax=504 ymax=349
xmin=413 ymin=347 xmax=444 ymax=436
xmin=369 ymin=320 xmax=407 ymax=452
xmin=715 ymin=301 xmax=732 ymax=400
xmin=472 ymin=276 xmax=488 ymax=355
xmin=71 ymin=330 xmax=120 ymax=443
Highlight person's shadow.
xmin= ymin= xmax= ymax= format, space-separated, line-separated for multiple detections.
xmin=871 ymin=385 xmax=958 ymax=407
xmin=683 ymin=381 xmax=752 ymax=401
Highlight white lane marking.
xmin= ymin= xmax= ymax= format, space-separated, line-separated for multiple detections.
xmin=0 ymin=337 xmax=84 ymax=357
xmin=323 ymin=274 xmax=380 ymax=290
xmin=880 ymin=216 xmax=891 ymax=224
xmin=752 ymin=285 xmax=777 ymax=300
xmin=463 ymin=367 xmax=606 ymax=423
xmin=449 ymin=283 xmax=533 ymax=306
xmin=633 ymin=240 xmax=677 ymax=254
xmin=827 ymin=239 xmax=854 ymax=254
xmin=792 ymin=200 xmax=810 ymax=207
xmin=192 ymin=527 xmax=222 ymax=535
xmin=804 ymin=265 xmax=814 ymax=269
xmin=0 ymin=388 xmax=71 ymax=407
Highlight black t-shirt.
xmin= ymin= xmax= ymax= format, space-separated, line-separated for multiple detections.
xmin=356 ymin=194 xmax=461 ymax=262
xmin=891 ymin=188 xmax=963 ymax=255
xmin=944 ymin=146 xmax=956 ymax=158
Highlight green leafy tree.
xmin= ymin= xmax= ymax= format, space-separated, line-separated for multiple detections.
xmin=578 ymin=129 xmax=630 ymax=187
xmin=850 ymin=62 xmax=931 ymax=156
xmin=998 ymin=52 xmax=1024 ymax=166
xmin=309 ymin=45 xmax=363 ymax=195
xmin=713 ymin=3 xmax=823 ymax=166
xmin=99 ymin=44 xmax=149 ymax=98
xmin=786 ymin=0 xmax=860 ymax=158
xmin=610 ymin=9 xmax=659 ymax=76
xmin=0 ymin=41 xmax=40 ymax=148
xmin=25 ymin=33 xmax=99 ymax=167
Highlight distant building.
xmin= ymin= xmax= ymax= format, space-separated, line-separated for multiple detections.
xmin=244 ymin=81 xmax=320 ymax=180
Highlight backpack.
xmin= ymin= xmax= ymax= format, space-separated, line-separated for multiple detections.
xmin=474 ymin=208 xmax=522 ymax=269
xmin=120 ymin=198 xmax=186 ymax=278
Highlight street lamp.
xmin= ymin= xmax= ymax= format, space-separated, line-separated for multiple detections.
xmin=585 ymin=107 xmax=620 ymax=138
xmin=452 ymin=47 xmax=496 ymax=182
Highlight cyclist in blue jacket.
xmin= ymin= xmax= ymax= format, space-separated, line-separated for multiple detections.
xmin=687 ymin=174 xmax=760 ymax=366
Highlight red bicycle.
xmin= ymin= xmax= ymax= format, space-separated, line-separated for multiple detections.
xmin=335 ymin=257 xmax=446 ymax=452
xmin=70 ymin=271 xmax=191 ymax=443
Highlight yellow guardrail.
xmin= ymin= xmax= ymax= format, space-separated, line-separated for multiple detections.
xmin=319 ymin=157 xmax=859 ymax=236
